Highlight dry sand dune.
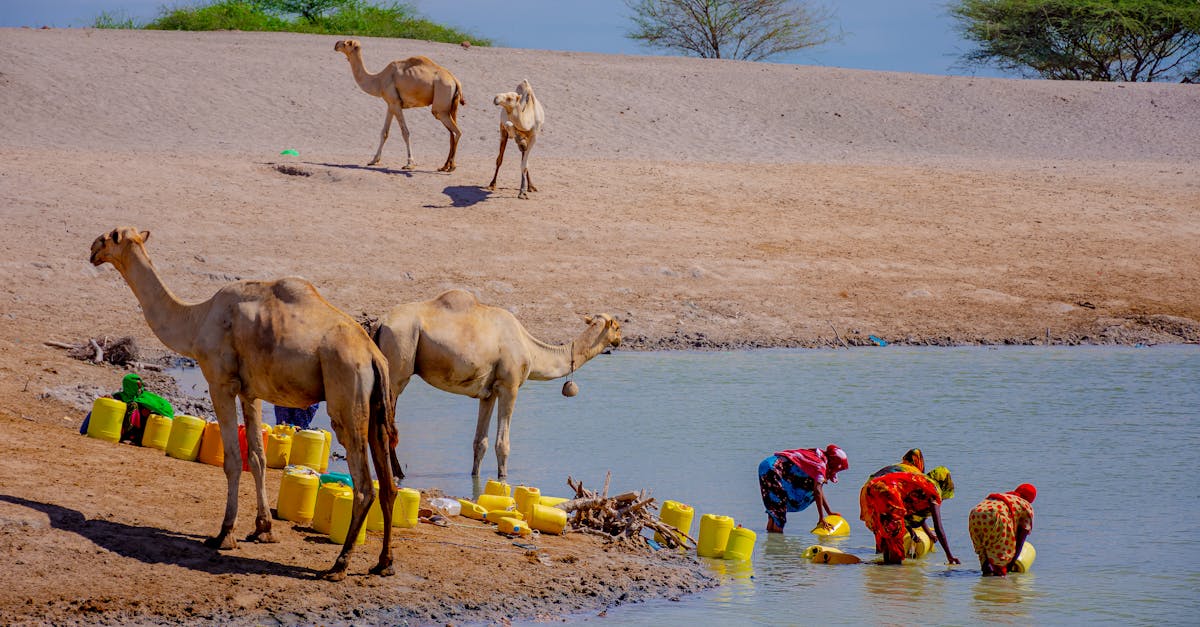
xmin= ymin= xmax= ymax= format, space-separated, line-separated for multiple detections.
xmin=0 ymin=27 xmax=1199 ymax=624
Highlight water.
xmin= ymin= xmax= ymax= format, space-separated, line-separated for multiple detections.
xmin=172 ymin=346 xmax=1200 ymax=625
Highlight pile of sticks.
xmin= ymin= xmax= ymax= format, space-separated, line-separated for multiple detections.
xmin=44 ymin=335 xmax=159 ymax=369
xmin=554 ymin=471 xmax=695 ymax=551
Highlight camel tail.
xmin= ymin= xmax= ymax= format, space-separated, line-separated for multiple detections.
xmin=369 ymin=353 xmax=403 ymax=481
xmin=453 ymin=78 xmax=465 ymax=111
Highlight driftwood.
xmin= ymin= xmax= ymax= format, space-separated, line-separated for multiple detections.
xmin=554 ymin=472 xmax=696 ymax=551
xmin=44 ymin=336 xmax=152 ymax=368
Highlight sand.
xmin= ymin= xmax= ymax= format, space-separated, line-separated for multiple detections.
xmin=0 ymin=27 xmax=1197 ymax=625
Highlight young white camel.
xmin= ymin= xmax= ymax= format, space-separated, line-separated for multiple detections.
xmin=487 ymin=79 xmax=545 ymax=199
xmin=371 ymin=290 xmax=621 ymax=478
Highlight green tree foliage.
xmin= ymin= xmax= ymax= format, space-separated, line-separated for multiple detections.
xmin=625 ymin=0 xmax=839 ymax=61
xmin=254 ymin=0 xmax=348 ymax=24
xmin=951 ymin=0 xmax=1200 ymax=82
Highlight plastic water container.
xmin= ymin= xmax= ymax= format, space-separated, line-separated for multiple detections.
xmin=265 ymin=425 xmax=294 ymax=469
xmin=497 ymin=516 xmax=531 ymax=537
xmin=394 ymin=487 xmax=421 ymax=529
xmin=313 ymin=481 xmax=353 ymax=535
xmin=514 ymin=486 xmax=541 ymax=519
xmin=1012 ymin=542 xmax=1036 ymax=573
xmin=87 ymin=397 xmax=125 ymax=443
xmin=529 ymin=504 xmax=567 ymax=535
xmin=484 ymin=479 xmax=511 ymax=497
xmin=477 ymin=493 xmax=516 ymax=512
xmin=290 ymin=429 xmax=327 ymax=472
xmin=141 ymin=414 xmax=173 ymax=451
xmin=165 ymin=414 xmax=206 ymax=461
xmin=904 ymin=527 xmax=934 ymax=558
xmin=197 ymin=420 xmax=224 ymax=467
xmin=276 ymin=466 xmax=319 ymax=524
xmin=812 ymin=514 xmax=851 ymax=537
xmin=429 ymin=497 xmax=461 ymax=517
xmin=330 ymin=490 xmax=366 ymax=546
xmin=484 ymin=510 xmax=526 ymax=524
xmin=320 ymin=472 xmax=353 ymax=486
xmin=724 ymin=526 xmax=757 ymax=561
xmin=366 ymin=481 xmax=387 ymax=531
xmin=655 ymin=500 xmax=695 ymax=546
xmin=457 ymin=499 xmax=489 ymax=520
xmin=538 ymin=495 xmax=569 ymax=507
xmin=697 ymin=514 xmax=735 ymax=558
xmin=238 ymin=424 xmax=270 ymax=471
xmin=810 ymin=545 xmax=861 ymax=564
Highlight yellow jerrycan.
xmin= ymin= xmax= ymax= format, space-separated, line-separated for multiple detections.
xmin=197 ymin=420 xmax=224 ymax=466
xmin=165 ymin=414 xmax=206 ymax=461
xmin=141 ymin=414 xmax=173 ymax=451
xmin=497 ymin=516 xmax=532 ymax=537
xmin=330 ymin=490 xmax=366 ymax=546
xmin=810 ymin=545 xmax=862 ymax=565
xmin=265 ymin=424 xmax=294 ymax=469
xmin=484 ymin=509 xmax=526 ymax=524
xmin=514 ymin=485 xmax=541 ymax=519
xmin=87 ymin=397 xmax=126 ymax=443
xmin=477 ymin=493 xmax=516 ymax=513
xmin=904 ymin=527 xmax=934 ymax=558
xmin=365 ymin=483 xmax=421 ymax=530
xmin=276 ymin=466 xmax=320 ymax=524
xmin=812 ymin=514 xmax=850 ymax=537
xmin=697 ymin=514 xmax=735 ymax=558
xmin=529 ymin=504 xmax=567 ymax=535
xmin=484 ymin=479 xmax=511 ymax=497
xmin=458 ymin=499 xmax=489 ymax=521
xmin=724 ymin=526 xmax=757 ymax=561
xmin=290 ymin=429 xmax=327 ymax=472
xmin=1012 ymin=542 xmax=1036 ymax=573
xmin=538 ymin=495 xmax=569 ymax=507
xmin=655 ymin=500 xmax=695 ymax=546
xmin=312 ymin=481 xmax=353 ymax=535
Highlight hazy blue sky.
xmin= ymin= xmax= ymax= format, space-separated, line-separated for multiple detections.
xmin=0 ymin=0 xmax=1001 ymax=77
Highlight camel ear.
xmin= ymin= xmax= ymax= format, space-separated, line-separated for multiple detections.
xmin=110 ymin=228 xmax=121 ymax=244
xmin=583 ymin=315 xmax=594 ymax=325
xmin=140 ymin=230 xmax=151 ymax=243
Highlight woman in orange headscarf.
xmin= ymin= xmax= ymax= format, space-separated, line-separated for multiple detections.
xmin=861 ymin=468 xmax=960 ymax=565
xmin=968 ymin=483 xmax=1036 ymax=576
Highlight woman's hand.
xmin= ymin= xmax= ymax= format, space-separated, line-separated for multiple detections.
xmin=946 ymin=555 xmax=961 ymax=565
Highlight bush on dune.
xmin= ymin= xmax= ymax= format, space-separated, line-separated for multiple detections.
xmin=92 ymin=0 xmax=490 ymax=45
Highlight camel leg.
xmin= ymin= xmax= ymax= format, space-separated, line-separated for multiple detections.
xmin=434 ymin=109 xmax=461 ymax=172
xmin=394 ymin=105 xmax=416 ymax=170
xmin=517 ymin=144 xmax=531 ymax=200
xmin=368 ymin=108 xmax=393 ymax=167
xmin=367 ymin=400 xmax=396 ymax=577
xmin=522 ymin=137 xmax=537 ymax=193
xmin=471 ymin=395 xmax=497 ymax=477
xmin=389 ymin=377 xmax=412 ymax=482
xmin=486 ymin=130 xmax=508 ymax=191
xmin=240 ymin=396 xmax=276 ymax=543
xmin=493 ymin=385 xmax=519 ymax=478
xmin=322 ymin=361 xmax=376 ymax=581
xmin=204 ymin=387 xmax=242 ymax=550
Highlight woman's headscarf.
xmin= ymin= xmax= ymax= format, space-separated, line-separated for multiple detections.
xmin=115 ymin=373 xmax=175 ymax=418
xmin=902 ymin=448 xmax=925 ymax=473
xmin=1012 ymin=483 xmax=1036 ymax=503
xmin=824 ymin=444 xmax=849 ymax=483
xmin=926 ymin=466 xmax=954 ymax=500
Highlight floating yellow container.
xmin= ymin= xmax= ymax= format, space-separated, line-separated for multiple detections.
xmin=276 ymin=466 xmax=319 ymax=524
xmin=530 ymin=504 xmax=567 ymax=535
xmin=497 ymin=516 xmax=531 ymax=537
xmin=87 ymin=397 xmax=125 ymax=443
xmin=904 ymin=527 xmax=934 ymax=558
xmin=290 ymin=429 xmax=328 ymax=472
xmin=484 ymin=509 xmax=526 ymax=524
xmin=514 ymin=486 xmax=541 ymax=519
xmin=724 ymin=526 xmax=757 ymax=561
xmin=538 ymin=495 xmax=569 ymax=507
xmin=697 ymin=514 xmax=735 ymax=558
xmin=1012 ymin=542 xmax=1036 ymax=573
xmin=812 ymin=514 xmax=851 ymax=537
xmin=265 ymin=425 xmax=294 ymax=469
xmin=484 ymin=480 xmax=511 ymax=497
xmin=477 ymin=493 xmax=516 ymax=512
xmin=458 ymin=499 xmax=489 ymax=520
xmin=197 ymin=420 xmax=224 ymax=467
xmin=330 ymin=490 xmax=367 ymax=546
xmin=141 ymin=414 xmax=173 ymax=451
xmin=165 ymin=414 xmax=206 ymax=461
xmin=810 ymin=545 xmax=861 ymax=565
xmin=313 ymin=481 xmax=353 ymax=535
xmin=655 ymin=500 xmax=695 ymax=545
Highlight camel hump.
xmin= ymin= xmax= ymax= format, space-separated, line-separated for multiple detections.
xmin=432 ymin=289 xmax=480 ymax=312
xmin=398 ymin=56 xmax=438 ymax=70
xmin=269 ymin=277 xmax=320 ymax=303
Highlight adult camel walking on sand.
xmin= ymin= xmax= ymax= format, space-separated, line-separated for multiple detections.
xmin=90 ymin=227 xmax=399 ymax=581
xmin=334 ymin=39 xmax=465 ymax=172
xmin=371 ymin=290 xmax=621 ymax=478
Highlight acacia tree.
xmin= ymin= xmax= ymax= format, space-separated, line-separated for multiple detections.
xmin=951 ymin=0 xmax=1200 ymax=82
xmin=625 ymin=0 xmax=838 ymax=61
xmin=255 ymin=0 xmax=349 ymax=24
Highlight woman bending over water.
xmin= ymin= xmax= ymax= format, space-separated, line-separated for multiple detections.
xmin=969 ymin=483 xmax=1036 ymax=576
xmin=861 ymin=468 xmax=960 ymax=565
xmin=758 ymin=445 xmax=849 ymax=533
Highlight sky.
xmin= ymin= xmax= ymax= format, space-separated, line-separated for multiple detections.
xmin=0 ymin=0 xmax=1003 ymax=77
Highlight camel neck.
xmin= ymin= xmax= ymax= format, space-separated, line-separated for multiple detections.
xmin=525 ymin=327 xmax=602 ymax=381
xmin=346 ymin=51 xmax=382 ymax=97
xmin=114 ymin=245 xmax=200 ymax=357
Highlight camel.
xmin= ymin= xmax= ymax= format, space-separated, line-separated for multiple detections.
xmin=487 ymin=79 xmax=545 ymax=199
xmin=334 ymin=39 xmax=465 ymax=172
xmin=371 ymin=290 xmax=621 ymax=478
xmin=89 ymin=227 xmax=400 ymax=581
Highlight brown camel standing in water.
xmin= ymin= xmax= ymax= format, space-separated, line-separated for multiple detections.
xmin=334 ymin=38 xmax=464 ymax=172
xmin=90 ymin=227 xmax=399 ymax=581
xmin=371 ymin=290 xmax=621 ymax=478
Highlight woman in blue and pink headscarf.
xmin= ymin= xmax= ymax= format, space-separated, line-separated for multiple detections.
xmin=758 ymin=444 xmax=849 ymax=533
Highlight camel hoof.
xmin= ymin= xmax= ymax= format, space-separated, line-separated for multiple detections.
xmin=204 ymin=535 xmax=237 ymax=550
xmin=369 ymin=562 xmax=395 ymax=577
xmin=366 ymin=160 xmax=380 ymax=167
xmin=518 ymin=191 xmax=529 ymax=200
xmin=527 ymin=185 xmax=538 ymax=192
xmin=246 ymin=531 xmax=279 ymax=544
xmin=321 ymin=568 xmax=348 ymax=582
xmin=402 ymin=163 xmax=415 ymax=171
xmin=485 ymin=184 xmax=496 ymax=192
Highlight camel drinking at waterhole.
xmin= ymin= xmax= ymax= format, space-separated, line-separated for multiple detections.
xmin=90 ymin=227 xmax=400 ymax=581
xmin=370 ymin=290 xmax=621 ymax=478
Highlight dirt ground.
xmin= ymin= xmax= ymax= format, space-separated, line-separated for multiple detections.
xmin=0 ymin=27 xmax=1198 ymax=625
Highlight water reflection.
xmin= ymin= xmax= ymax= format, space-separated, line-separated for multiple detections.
xmin=971 ymin=573 xmax=1038 ymax=624
xmin=703 ymin=556 xmax=756 ymax=606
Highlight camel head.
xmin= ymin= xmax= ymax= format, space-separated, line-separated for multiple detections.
xmin=90 ymin=227 xmax=150 ymax=267
xmin=583 ymin=314 xmax=622 ymax=349
xmin=334 ymin=39 xmax=361 ymax=58
xmin=493 ymin=90 xmax=520 ymax=113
